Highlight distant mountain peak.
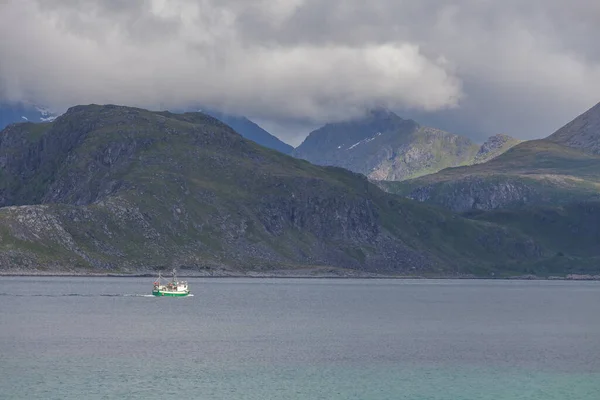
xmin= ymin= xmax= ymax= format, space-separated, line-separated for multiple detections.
xmin=298 ymin=108 xmax=417 ymax=151
xmin=547 ymin=101 xmax=600 ymax=154
xmin=473 ymin=134 xmax=522 ymax=164
xmin=294 ymin=113 xmax=484 ymax=181
xmin=205 ymin=111 xmax=293 ymax=154
xmin=173 ymin=107 xmax=293 ymax=154
xmin=0 ymin=102 xmax=59 ymax=130
xmin=365 ymin=106 xmax=396 ymax=118
xmin=351 ymin=107 xmax=413 ymax=126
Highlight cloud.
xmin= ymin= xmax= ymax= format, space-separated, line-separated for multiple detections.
xmin=1 ymin=0 xmax=600 ymax=143
xmin=0 ymin=0 xmax=461 ymax=124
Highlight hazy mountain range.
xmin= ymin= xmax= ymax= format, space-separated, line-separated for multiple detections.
xmin=200 ymin=109 xmax=293 ymax=154
xmin=0 ymin=103 xmax=58 ymax=129
xmin=2 ymin=104 xmax=518 ymax=179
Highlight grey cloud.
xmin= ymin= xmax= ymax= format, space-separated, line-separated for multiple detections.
xmin=1 ymin=0 xmax=599 ymax=143
xmin=231 ymin=0 xmax=600 ymax=140
xmin=1 ymin=0 xmax=461 ymax=120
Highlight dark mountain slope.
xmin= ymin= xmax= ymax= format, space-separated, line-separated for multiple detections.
xmin=0 ymin=105 xmax=542 ymax=275
xmin=464 ymin=201 xmax=600 ymax=275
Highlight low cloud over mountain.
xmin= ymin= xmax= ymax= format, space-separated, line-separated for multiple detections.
xmin=1 ymin=1 xmax=599 ymax=144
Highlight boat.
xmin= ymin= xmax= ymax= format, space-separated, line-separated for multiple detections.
xmin=152 ymin=269 xmax=190 ymax=297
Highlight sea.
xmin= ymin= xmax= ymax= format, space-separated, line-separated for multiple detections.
xmin=0 ymin=277 xmax=599 ymax=399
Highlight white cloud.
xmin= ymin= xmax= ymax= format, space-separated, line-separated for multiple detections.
xmin=0 ymin=0 xmax=461 ymax=125
xmin=1 ymin=0 xmax=599 ymax=142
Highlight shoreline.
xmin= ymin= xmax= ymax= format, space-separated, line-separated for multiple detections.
xmin=1 ymin=271 xmax=599 ymax=281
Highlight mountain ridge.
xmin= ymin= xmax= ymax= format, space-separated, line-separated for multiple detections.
xmin=293 ymin=109 xmax=520 ymax=181
xmin=0 ymin=103 xmax=568 ymax=276
xmin=380 ymin=101 xmax=600 ymax=212
xmin=1 ymin=104 xmax=598 ymax=276
xmin=1 ymin=103 xmax=294 ymax=155
xmin=201 ymin=109 xmax=294 ymax=154
xmin=547 ymin=101 xmax=600 ymax=154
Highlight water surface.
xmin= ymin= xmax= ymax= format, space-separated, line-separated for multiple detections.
xmin=1 ymin=278 xmax=599 ymax=399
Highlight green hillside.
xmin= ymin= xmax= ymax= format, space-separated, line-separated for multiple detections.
xmin=465 ymin=202 xmax=600 ymax=275
xmin=379 ymin=101 xmax=600 ymax=213
xmin=0 ymin=104 xmax=550 ymax=276
xmin=380 ymin=140 xmax=600 ymax=212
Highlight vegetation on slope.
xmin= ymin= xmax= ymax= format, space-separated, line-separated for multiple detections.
xmin=379 ymin=101 xmax=600 ymax=215
xmin=464 ymin=202 xmax=600 ymax=275
xmin=293 ymin=109 xmax=520 ymax=182
xmin=0 ymin=105 xmax=552 ymax=276
xmin=379 ymin=140 xmax=600 ymax=212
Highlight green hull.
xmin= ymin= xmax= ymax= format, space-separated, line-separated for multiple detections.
xmin=152 ymin=290 xmax=190 ymax=297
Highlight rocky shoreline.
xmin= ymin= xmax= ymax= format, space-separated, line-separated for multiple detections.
xmin=2 ymin=269 xmax=599 ymax=280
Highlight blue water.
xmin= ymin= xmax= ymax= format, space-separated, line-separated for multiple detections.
xmin=1 ymin=278 xmax=599 ymax=399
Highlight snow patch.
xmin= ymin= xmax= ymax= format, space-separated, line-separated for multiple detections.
xmin=35 ymin=106 xmax=53 ymax=116
xmin=337 ymin=145 xmax=342 ymax=149
xmin=346 ymin=132 xmax=382 ymax=150
xmin=35 ymin=106 xmax=58 ymax=122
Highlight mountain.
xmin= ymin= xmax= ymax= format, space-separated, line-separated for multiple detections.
xmin=1 ymin=103 xmax=293 ymax=155
xmin=197 ymin=109 xmax=293 ymax=154
xmin=0 ymin=104 xmax=556 ymax=276
xmin=380 ymin=102 xmax=600 ymax=212
xmin=0 ymin=102 xmax=57 ymax=129
xmin=473 ymin=134 xmax=523 ymax=164
xmin=546 ymin=102 xmax=600 ymax=154
xmin=293 ymin=109 xmax=519 ymax=181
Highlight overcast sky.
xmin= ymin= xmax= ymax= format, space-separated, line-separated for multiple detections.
xmin=1 ymin=0 xmax=599 ymax=145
